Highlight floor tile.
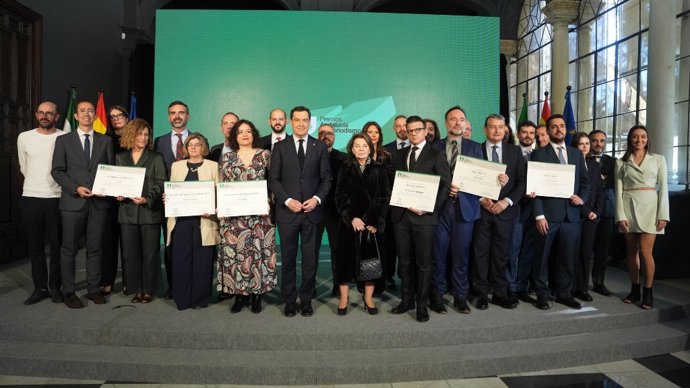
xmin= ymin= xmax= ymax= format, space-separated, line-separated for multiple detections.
xmin=634 ymin=354 xmax=690 ymax=387
xmin=501 ymin=373 xmax=621 ymax=388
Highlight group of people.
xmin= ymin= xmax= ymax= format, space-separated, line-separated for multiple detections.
xmin=17 ymin=99 xmax=669 ymax=322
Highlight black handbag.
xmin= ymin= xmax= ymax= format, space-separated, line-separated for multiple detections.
xmin=357 ymin=231 xmax=382 ymax=282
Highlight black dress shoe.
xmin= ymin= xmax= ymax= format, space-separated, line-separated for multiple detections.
xmin=86 ymin=292 xmax=106 ymax=305
xmin=592 ymin=284 xmax=612 ymax=296
xmin=535 ymin=296 xmax=551 ymax=310
xmin=218 ymin=292 xmax=234 ymax=302
xmin=64 ymin=293 xmax=84 ymax=309
xmin=251 ymin=294 xmax=262 ymax=314
xmin=453 ymin=298 xmax=471 ymax=314
xmin=362 ymin=296 xmax=378 ymax=315
xmin=573 ymin=290 xmax=594 ymax=302
xmin=49 ymin=289 xmax=64 ymax=303
xmin=555 ymin=296 xmax=582 ymax=309
xmin=231 ymin=295 xmax=248 ymax=313
xmin=301 ymin=301 xmax=314 ymax=317
xmin=337 ymin=305 xmax=347 ymax=316
xmin=284 ymin=302 xmax=297 ymax=317
xmin=475 ymin=295 xmax=489 ymax=310
xmin=390 ymin=302 xmax=415 ymax=314
xmin=517 ymin=291 xmax=537 ymax=304
xmin=416 ymin=307 xmax=430 ymax=322
xmin=492 ymin=295 xmax=517 ymax=309
xmin=428 ymin=299 xmax=447 ymax=314
xmin=24 ymin=289 xmax=49 ymax=305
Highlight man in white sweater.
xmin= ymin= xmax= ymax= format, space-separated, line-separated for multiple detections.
xmin=17 ymin=101 xmax=66 ymax=305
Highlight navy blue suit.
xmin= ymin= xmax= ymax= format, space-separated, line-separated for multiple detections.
xmin=530 ymin=144 xmax=590 ymax=299
xmin=431 ymin=137 xmax=482 ymax=301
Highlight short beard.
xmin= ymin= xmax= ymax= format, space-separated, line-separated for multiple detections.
xmin=272 ymin=125 xmax=285 ymax=134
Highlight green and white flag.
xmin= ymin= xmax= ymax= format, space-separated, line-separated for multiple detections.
xmin=62 ymin=85 xmax=76 ymax=132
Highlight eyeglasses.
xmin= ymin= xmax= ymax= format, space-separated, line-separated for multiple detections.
xmin=406 ymin=127 xmax=425 ymax=134
xmin=187 ymin=142 xmax=203 ymax=148
xmin=36 ymin=111 xmax=56 ymax=117
xmin=109 ymin=113 xmax=126 ymax=120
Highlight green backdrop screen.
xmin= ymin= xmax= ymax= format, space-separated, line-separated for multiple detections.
xmin=154 ymin=10 xmax=499 ymax=148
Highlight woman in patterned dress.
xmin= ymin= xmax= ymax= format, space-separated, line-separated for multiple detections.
xmin=217 ymin=119 xmax=276 ymax=314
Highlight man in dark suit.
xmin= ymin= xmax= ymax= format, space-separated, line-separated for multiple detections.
xmin=429 ymin=106 xmax=482 ymax=314
xmin=589 ymin=130 xmax=615 ymax=296
xmin=153 ymin=100 xmax=193 ymax=298
xmin=51 ymin=101 xmax=114 ymax=308
xmin=314 ymin=123 xmax=346 ymax=296
xmin=268 ymin=106 xmax=332 ymax=317
xmin=383 ymin=114 xmax=409 ymax=154
xmin=390 ymin=116 xmax=450 ymax=322
xmin=530 ymin=114 xmax=590 ymax=310
xmin=472 ymin=114 xmax=526 ymax=310
xmin=208 ymin=112 xmax=238 ymax=163
xmin=259 ymin=108 xmax=288 ymax=151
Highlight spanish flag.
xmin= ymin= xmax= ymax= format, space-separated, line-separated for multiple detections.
xmin=539 ymin=91 xmax=551 ymax=126
xmin=93 ymin=90 xmax=107 ymax=134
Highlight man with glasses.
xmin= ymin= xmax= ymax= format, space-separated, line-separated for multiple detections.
xmin=390 ymin=116 xmax=450 ymax=322
xmin=51 ymin=101 xmax=114 ymax=308
xmin=430 ymin=106 xmax=483 ymax=314
xmin=18 ymin=101 xmax=66 ymax=305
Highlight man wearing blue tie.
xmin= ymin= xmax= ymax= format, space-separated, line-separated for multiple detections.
xmin=529 ymin=114 xmax=590 ymax=310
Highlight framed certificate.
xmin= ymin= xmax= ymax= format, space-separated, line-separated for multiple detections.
xmin=526 ymin=161 xmax=575 ymax=199
xmin=452 ymin=155 xmax=506 ymax=200
xmin=164 ymin=180 xmax=216 ymax=217
xmin=91 ymin=164 xmax=146 ymax=198
xmin=389 ymin=171 xmax=441 ymax=213
xmin=216 ymin=180 xmax=269 ymax=217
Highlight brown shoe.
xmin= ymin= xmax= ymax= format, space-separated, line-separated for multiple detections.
xmin=86 ymin=292 xmax=106 ymax=305
xmin=140 ymin=294 xmax=153 ymax=304
xmin=64 ymin=293 xmax=85 ymax=309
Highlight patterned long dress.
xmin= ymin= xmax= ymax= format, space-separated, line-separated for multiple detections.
xmin=217 ymin=149 xmax=277 ymax=295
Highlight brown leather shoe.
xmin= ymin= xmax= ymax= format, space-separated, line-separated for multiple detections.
xmin=86 ymin=292 xmax=106 ymax=305
xmin=63 ymin=293 xmax=84 ymax=309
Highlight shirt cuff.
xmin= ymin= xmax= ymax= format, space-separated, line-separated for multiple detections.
xmin=313 ymin=195 xmax=322 ymax=205
xmin=285 ymin=198 xmax=292 ymax=207
xmin=535 ymin=215 xmax=545 ymax=220
xmin=504 ymin=198 xmax=513 ymax=207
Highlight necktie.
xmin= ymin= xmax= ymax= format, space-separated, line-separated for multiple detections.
xmin=275 ymin=136 xmax=282 ymax=142
xmin=523 ymin=149 xmax=530 ymax=161
xmin=298 ymin=139 xmax=305 ymax=170
xmin=175 ymin=134 xmax=184 ymax=161
xmin=449 ymin=140 xmax=459 ymax=172
xmin=409 ymin=146 xmax=419 ymax=171
xmin=398 ymin=142 xmax=404 ymax=150
xmin=558 ymin=146 xmax=566 ymax=165
xmin=491 ymin=145 xmax=500 ymax=163
xmin=83 ymin=134 xmax=91 ymax=163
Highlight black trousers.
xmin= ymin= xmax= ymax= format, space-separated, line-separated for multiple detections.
xmin=20 ymin=197 xmax=62 ymax=291
xmin=121 ymin=223 xmax=161 ymax=295
xmin=315 ymin=210 xmax=339 ymax=281
xmin=394 ymin=213 xmax=434 ymax=306
xmin=278 ymin=214 xmax=317 ymax=304
xmin=60 ymin=201 xmax=107 ymax=294
xmin=472 ymin=215 xmax=514 ymax=298
xmin=592 ymin=217 xmax=614 ymax=286
xmin=575 ymin=220 xmax=597 ymax=292
xmin=532 ymin=220 xmax=579 ymax=299
xmin=171 ymin=217 xmax=213 ymax=310
xmin=99 ymin=205 xmax=120 ymax=287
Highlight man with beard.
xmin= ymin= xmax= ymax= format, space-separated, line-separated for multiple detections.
xmin=383 ymin=115 xmax=409 ymax=154
xmin=315 ymin=123 xmax=346 ymax=295
xmin=18 ymin=101 xmax=66 ymax=305
xmin=208 ymin=112 xmax=239 ymax=163
xmin=154 ymin=100 xmax=195 ymax=298
xmin=260 ymin=108 xmax=288 ymax=151
xmin=535 ymin=124 xmax=550 ymax=148
xmin=588 ymin=129 xmax=615 ymax=296
xmin=530 ymin=114 xmax=590 ymax=310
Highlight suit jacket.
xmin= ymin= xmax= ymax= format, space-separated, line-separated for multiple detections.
xmin=433 ymin=137 xmax=483 ymax=222
xmin=166 ymin=159 xmax=220 ymax=246
xmin=259 ymin=134 xmax=272 ymax=151
xmin=580 ymin=157 xmax=605 ymax=222
xmin=154 ymin=131 xmax=197 ymax=178
xmin=530 ymin=144 xmax=590 ymax=223
xmin=116 ymin=148 xmax=166 ymax=225
xmin=323 ymin=148 xmax=347 ymax=219
xmin=390 ymin=142 xmax=450 ymax=225
xmin=479 ymin=141 xmax=527 ymax=221
xmin=208 ymin=143 xmax=226 ymax=164
xmin=268 ymin=135 xmax=332 ymax=224
xmin=51 ymin=130 xmax=114 ymax=211
xmin=597 ymin=154 xmax=616 ymax=218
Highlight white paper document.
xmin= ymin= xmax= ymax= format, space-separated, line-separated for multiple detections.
xmin=452 ymin=156 xmax=506 ymax=200
xmin=91 ymin=164 xmax=146 ymax=198
xmin=216 ymin=180 xmax=269 ymax=217
xmin=389 ymin=171 xmax=441 ymax=213
xmin=164 ymin=180 xmax=216 ymax=217
xmin=526 ymin=161 xmax=576 ymax=199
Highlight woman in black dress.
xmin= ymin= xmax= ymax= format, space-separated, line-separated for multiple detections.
xmin=334 ymin=133 xmax=390 ymax=315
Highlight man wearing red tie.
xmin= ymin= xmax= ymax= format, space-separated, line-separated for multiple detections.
xmin=260 ymin=108 xmax=288 ymax=151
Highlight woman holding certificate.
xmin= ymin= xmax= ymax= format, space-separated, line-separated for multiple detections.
xmin=167 ymin=133 xmax=219 ymax=310
xmin=615 ymin=125 xmax=669 ymax=310
xmin=116 ymin=119 xmax=166 ymax=303
xmin=334 ymin=133 xmax=390 ymax=315
xmin=217 ymin=120 xmax=276 ymax=314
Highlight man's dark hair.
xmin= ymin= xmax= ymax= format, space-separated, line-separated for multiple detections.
xmin=589 ymin=129 xmax=607 ymax=138
xmin=517 ymin=120 xmax=537 ymax=131
xmin=290 ymin=106 xmax=311 ymax=119
xmin=444 ymin=105 xmax=466 ymax=120
xmin=546 ymin=114 xmax=565 ymax=129
xmin=168 ymin=100 xmax=189 ymax=113
xmin=406 ymin=115 xmax=424 ymax=126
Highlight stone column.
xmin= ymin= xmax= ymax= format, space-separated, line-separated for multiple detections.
xmin=542 ymin=0 xmax=579 ymax=114
xmin=647 ymin=0 xmax=677 ymax=182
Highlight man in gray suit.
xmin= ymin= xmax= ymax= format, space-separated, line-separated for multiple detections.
xmin=51 ymin=101 xmax=114 ymax=308
xmin=268 ymin=106 xmax=332 ymax=317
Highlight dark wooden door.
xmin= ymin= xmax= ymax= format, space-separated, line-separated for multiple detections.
xmin=0 ymin=0 xmax=42 ymax=264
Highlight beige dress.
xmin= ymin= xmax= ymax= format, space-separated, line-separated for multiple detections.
xmin=614 ymin=153 xmax=669 ymax=234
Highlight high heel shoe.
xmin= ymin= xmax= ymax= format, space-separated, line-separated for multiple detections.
xmin=362 ymin=295 xmax=378 ymax=315
xmin=251 ymin=294 xmax=262 ymax=314
xmin=230 ymin=295 xmax=249 ymax=313
xmin=641 ymin=287 xmax=653 ymax=310
xmin=623 ymin=283 xmax=640 ymax=304
xmin=337 ymin=297 xmax=348 ymax=316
